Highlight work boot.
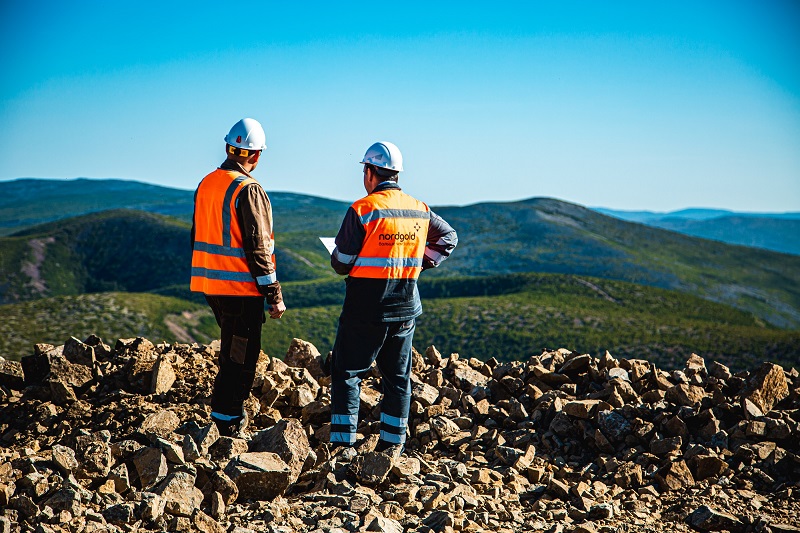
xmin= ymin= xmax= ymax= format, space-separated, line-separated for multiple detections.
xmin=374 ymin=439 xmax=404 ymax=459
xmin=211 ymin=412 xmax=247 ymax=438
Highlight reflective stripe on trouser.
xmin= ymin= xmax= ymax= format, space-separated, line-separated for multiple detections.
xmin=329 ymin=314 xmax=415 ymax=446
xmin=380 ymin=413 xmax=408 ymax=444
xmin=330 ymin=414 xmax=358 ymax=444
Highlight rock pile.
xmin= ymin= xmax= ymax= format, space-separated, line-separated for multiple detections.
xmin=0 ymin=336 xmax=799 ymax=533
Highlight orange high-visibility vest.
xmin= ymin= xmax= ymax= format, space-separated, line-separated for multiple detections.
xmin=348 ymin=188 xmax=430 ymax=280
xmin=190 ymin=169 xmax=275 ymax=296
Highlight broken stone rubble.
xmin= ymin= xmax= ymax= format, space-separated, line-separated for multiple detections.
xmin=0 ymin=337 xmax=796 ymax=533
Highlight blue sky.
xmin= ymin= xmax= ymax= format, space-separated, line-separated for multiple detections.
xmin=1 ymin=1 xmax=798 ymax=211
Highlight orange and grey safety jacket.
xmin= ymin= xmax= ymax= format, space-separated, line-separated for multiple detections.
xmin=190 ymin=160 xmax=282 ymax=304
xmin=331 ymin=181 xmax=457 ymax=321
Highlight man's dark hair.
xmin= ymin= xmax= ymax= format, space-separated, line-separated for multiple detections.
xmin=369 ymin=164 xmax=399 ymax=182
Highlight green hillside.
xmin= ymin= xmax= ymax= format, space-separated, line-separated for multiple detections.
xmin=1 ymin=178 xmax=799 ymax=372
xmin=253 ymin=273 xmax=798 ymax=371
xmin=0 ymin=210 xmax=340 ymax=304
xmin=434 ymin=198 xmax=800 ymax=328
xmin=0 ymin=292 xmax=202 ymax=360
xmin=2 ymin=275 xmax=796 ymax=371
xmin=0 ymin=210 xmax=192 ymax=303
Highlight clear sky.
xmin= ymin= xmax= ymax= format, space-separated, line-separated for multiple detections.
xmin=1 ymin=1 xmax=798 ymax=211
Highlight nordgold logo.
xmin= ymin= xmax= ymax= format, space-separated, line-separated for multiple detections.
xmin=378 ymin=231 xmax=417 ymax=243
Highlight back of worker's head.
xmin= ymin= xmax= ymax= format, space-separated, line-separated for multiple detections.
xmin=225 ymin=118 xmax=266 ymax=164
xmin=366 ymin=164 xmax=399 ymax=182
xmin=361 ymin=141 xmax=403 ymax=182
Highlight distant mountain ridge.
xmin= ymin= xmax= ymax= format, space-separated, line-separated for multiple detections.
xmin=0 ymin=178 xmax=351 ymax=235
xmin=594 ymin=206 xmax=800 ymax=222
xmin=595 ymin=206 xmax=800 ymax=255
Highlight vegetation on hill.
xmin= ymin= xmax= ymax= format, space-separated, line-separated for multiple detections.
xmin=1 ymin=179 xmax=798 ymax=372
xmin=172 ymin=274 xmax=800 ymax=372
xmin=1 ymin=276 xmax=796 ymax=371
xmin=0 ymin=292 xmax=201 ymax=359
xmin=434 ymin=198 xmax=800 ymax=328
xmin=1 ymin=210 xmax=192 ymax=303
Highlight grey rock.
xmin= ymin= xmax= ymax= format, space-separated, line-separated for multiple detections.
xmin=150 ymin=355 xmax=176 ymax=394
xmin=597 ymin=410 xmax=631 ymax=442
xmin=133 ymin=446 xmax=168 ymax=489
xmin=48 ymin=379 xmax=77 ymax=405
xmin=51 ymin=444 xmax=79 ymax=474
xmin=412 ymin=382 xmax=440 ymax=407
xmin=686 ymin=505 xmax=745 ymax=532
xmin=656 ymin=460 xmax=695 ymax=491
xmin=665 ymin=384 xmax=706 ymax=406
xmin=138 ymin=492 xmax=165 ymax=521
xmin=140 ymin=409 xmax=180 ymax=441
xmin=350 ymin=451 xmax=394 ymax=485
xmin=742 ymin=363 xmax=789 ymax=414
xmin=0 ymin=360 xmax=24 ymax=390
xmin=103 ymin=503 xmax=135 ymax=525
xmin=224 ymin=452 xmax=292 ymax=501
xmin=74 ymin=430 xmax=112 ymax=479
xmin=283 ymin=338 xmax=324 ymax=381
xmin=250 ymin=418 xmax=310 ymax=484
xmin=152 ymin=472 xmax=203 ymax=517
xmin=63 ymin=336 xmax=96 ymax=367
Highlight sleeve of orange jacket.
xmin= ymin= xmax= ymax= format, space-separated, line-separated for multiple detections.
xmin=236 ymin=183 xmax=283 ymax=304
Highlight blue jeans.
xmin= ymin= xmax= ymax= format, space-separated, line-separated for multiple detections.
xmin=329 ymin=314 xmax=415 ymax=446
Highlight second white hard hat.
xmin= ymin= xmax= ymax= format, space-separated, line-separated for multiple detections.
xmin=361 ymin=141 xmax=403 ymax=172
xmin=225 ymin=118 xmax=267 ymax=151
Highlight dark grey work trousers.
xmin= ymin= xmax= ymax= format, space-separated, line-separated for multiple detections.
xmin=205 ymin=295 xmax=265 ymax=418
xmin=329 ymin=314 xmax=415 ymax=446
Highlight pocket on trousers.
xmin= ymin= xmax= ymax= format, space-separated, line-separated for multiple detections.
xmin=230 ymin=335 xmax=248 ymax=365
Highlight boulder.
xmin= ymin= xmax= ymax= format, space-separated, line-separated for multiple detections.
xmin=224 ymin=452 xmax=292 ymax=501
xmin=686 ymin=505 xmax=745 ymax=532
xmin=152 ymin=472 xmax=204 ymax=517
xmin=249 ymin=418 xmax=310 ymax=484
xmin=283 ymin=338 xmax=324 ymax=380
xmin=742 ymin=363 xmax=789 ymax=414
xmin=150 ymin=355 xmax=176 ymax=394
xmin=656 ymin=460 xmax=695 ymax=491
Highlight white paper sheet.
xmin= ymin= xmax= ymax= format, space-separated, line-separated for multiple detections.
xmin=319 ymin=237 xmax=337 ymax=255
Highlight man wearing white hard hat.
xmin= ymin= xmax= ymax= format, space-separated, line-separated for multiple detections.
xmin=190 ymin=118 xmax=286 ymax=436
xmin=328 ymin=141 xmax=458 ymax=454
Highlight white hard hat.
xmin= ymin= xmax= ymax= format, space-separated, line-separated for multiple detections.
xmin=225 ymin=118 xmax=267 ymax=151
xmin=361 ymin=141 xmax=403 ymax=172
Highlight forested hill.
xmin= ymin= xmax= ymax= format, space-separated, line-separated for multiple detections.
xmin=1 ymin=179 xmax=799 ymax=330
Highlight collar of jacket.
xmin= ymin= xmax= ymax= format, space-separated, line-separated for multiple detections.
xmin=372 ymin=181 xmax=401 ymax=193
xmin=219 ymin=159 xmax=254 ymax=179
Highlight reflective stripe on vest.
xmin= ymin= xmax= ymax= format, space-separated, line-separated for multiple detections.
xmin=191 ymin=169 xmax=272 ymax=296
xmin=348 ymin=189 xmax=430 ymax=280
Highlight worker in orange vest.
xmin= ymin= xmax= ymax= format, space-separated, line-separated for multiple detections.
xmin=329 ymin=141 xmax=458 ymax=454
xmin=191 ymin=117 xmax=286 ymax=436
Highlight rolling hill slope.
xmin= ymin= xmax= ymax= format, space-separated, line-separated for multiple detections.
xmin=435 ymin=198 xmax=800 ymax=328
xmin=2 ymin=188 xmax=800 ymax=329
